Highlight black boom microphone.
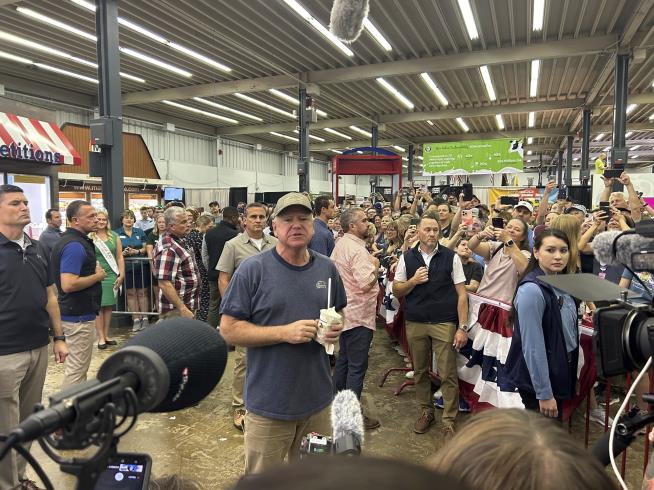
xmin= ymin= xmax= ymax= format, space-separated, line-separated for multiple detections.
xmin=7 ymin=318 xmax=227 ymax=446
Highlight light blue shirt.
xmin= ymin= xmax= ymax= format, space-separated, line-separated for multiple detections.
xmin=514 ymin=282 xmax=577 ymax=400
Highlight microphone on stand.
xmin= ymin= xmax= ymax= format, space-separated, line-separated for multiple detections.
xmin=331 ymin=390 xmax=364 ymax=455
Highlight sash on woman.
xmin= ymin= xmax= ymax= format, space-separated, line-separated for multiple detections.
xmin=94 ymin=235 xmax=120 ymax=296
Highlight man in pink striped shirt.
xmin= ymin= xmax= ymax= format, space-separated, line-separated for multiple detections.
xmin=330 ymin=208 xmax=380 ymax=430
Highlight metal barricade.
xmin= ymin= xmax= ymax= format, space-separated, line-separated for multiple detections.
xmin=113 ymin=257 xmax=159 ymax=322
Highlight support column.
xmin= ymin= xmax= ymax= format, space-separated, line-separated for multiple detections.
xmin=93 ymin=0 xmax=123 ymax=229
xmin=580 ymin=108 xmax=591 ymax=185
xmin=556 ymin=149 xmax=564 ymax=187
xmin=565 ymin=135 xmax=573 ymax=187
xmin=537 ymin=153 xmax=543 ymax=187
xmin=371 ymin=126 xmax=379 ymax=186
xmin=297 ymin=87 xmax=310 ymax=192
xmin=612 ymin=53 xmax=629 ymax=192
xmin=407 ymin=144 xmax=414 ymax=182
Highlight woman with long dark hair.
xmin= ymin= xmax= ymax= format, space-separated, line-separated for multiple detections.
xmin=502 ymin=229 xmax=578 ymax=419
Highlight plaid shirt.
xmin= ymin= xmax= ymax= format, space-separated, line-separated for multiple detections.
xmin=153 ymin=231 xmax=200 ymax=314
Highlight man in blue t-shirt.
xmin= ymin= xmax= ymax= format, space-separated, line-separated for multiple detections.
xmin=220 ymin=192 xmax=347 ymax=475
xmin=308 ymin=194 xmax=335 ymax=256
xmin=52 ymin=200 xmax=105 ymax=389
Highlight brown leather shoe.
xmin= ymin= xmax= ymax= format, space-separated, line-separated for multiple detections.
xmin=413 ymin=410 xmax=435 ymax=434
xmin=364 ymin=414 xmax=380 ymax=430
xmin=233 ymin=408 xmax=246 ymax=431
xmin=442 ymin=425 xmax=455 ymax=440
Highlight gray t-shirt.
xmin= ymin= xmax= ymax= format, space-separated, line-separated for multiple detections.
xmin=220 ymin=247 xmax=347 ymax=421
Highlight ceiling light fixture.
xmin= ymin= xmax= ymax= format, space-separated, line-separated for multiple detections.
xmin=626 ymin=104 xmax=638 ymax=115
xmin=479 ymin=66 xmax=496 ymax=101
xmin=625 ymin=131 xmax=633 ymax=138
xmin=161 ymin=100 xmax=238 ymax=124
xmin=532 ymin=0 xmax=545 ymax=31
xmin=234 ymin=93 xmax=296 ymax=118
xmin=392 ymin=146 xmax=406 ymax=152
xmin=16 ymin=7 xmax=97 ymax=41
xmin=527 ymin=150 xmax=533 ymax=155
xmin=293 ymin=129 xmax=325 ymax=142
xmin=495 ymin=114 xmax=505 ymax=130
xmin=530 ymin=59 xmax=540 ymax=98
xmin=120 ymin=47 xmax=192 ymax=78
xmin=349 ymin=126 xmax=373 ymax=138
xmin=420 ymin=73 xmax=448 ymax=106
xmin=594 ymin=133 xmax=605 ymax=141
xmin=376 ymin=78 xmax=415 ymax=109
xmin=35 ymin=63 xmax=98 ymax=83
xmin=426 ymin=120 xmax=434 ymax=126
xmin=363 ymin=18 xmax=392 ymax=51
xmin=69 ymin=0 xmax=95 ymax=10
xmin=269 ymin=131 xmax=298 ymax=142
xmin=330 ymin=149 xmax=343 ymax=154
xmin=630 ymin=145 xmax=641 ymax=150
xmin=323 ymin=128 xmax=352 ymax=140
xmin=650 ymin=112 xmax=654 ymax=120
xmin=527 ymin=137 xmax=534 ymax=144
xmin=193 ymin=97 xmax=263 ymax=122
xmin=268 ymin=89 xmax=327 ymax=117
xmin=457 ymin=0 xmax=479 ymax=40
xmin=281 ymin=0 xmax=354 ymax=57
xmin=528 ymin=111 xmax=536 ymax=127
xmin=603 ymin=146 xmax=611 ymax=151
xmin=456 ymin=117 xmax=470 ymax=132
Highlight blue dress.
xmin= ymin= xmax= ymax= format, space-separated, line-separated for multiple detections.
xmin=115 ymin=226 xmax=151 ymax=289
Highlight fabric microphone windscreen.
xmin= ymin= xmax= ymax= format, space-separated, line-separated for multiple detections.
xmin=593 ymin=230 xmax=654 ymax=270
xmin=119 ymin=319 xmax=227 ymax=412
xmin=592 ymin=230 xmax=623 ymax=266
xmin=331 ymin=389 xmax=364 ymax=443
xmin=329 ymin=0 xmax=370 ymax=42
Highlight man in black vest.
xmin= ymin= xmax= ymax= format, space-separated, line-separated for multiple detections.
xmin=202 ymin=206 xmax=240 ymax=327
xmin=52 ymin=200 xmax=105 ymax=389
xmin=393 ymin=212 xmax=468 ymax=437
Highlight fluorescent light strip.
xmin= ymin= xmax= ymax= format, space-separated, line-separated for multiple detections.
xmin=323 ymin=128 xmax=352 ymax=140
xmin=192 ymin=97 xmax=262 ymax=122
xmin=168 ymin=43 xmax=231 ymax=72
xmin=402 ymin=157 xmax=408 ymax=162
xmin=330 ymin=149 xmax=343 ymax=154
xmin=117 ymin=17 xmax=167 ymax=43
xmin=376 ymin=77 xmax=414 ymax=109
xmin=626 ymin=104 xmax=638 ymax=115
xmin=650 ymin=113 xmax=654 ymax=121
xmin=495 ymin=114 xmax=505 ymax=130
xmin=363 ymin=18 xmax=392 ymax=51
xmin=281 ymin=0 xmax=354 ymax=57
xmin=603 ymin=146 xmax=611 ymax=151
xmin=528 ymin=111 xmax=536 ymax=127
xmin=417 ymin=156 xmax=423 ymax=160
xmin=268 ymin=89 xmax=327 ymax=117
xmin=479 ymin=66 xmax=496 ymax=101
xmin=70 ymin=0 xmax=94 ymax=10
xmin=17 ymin=7 xmax=96 ymax=41
xmin=456 ymin=117 xmax=470 ymax=132
xmin=594 ymin=133 xmax=605 ymax=141
xmin=527 ymin=137 xmax=534 ymax=144
xmin=530 ymin=59 xmax=540 ymax=98
xmin=35 ymin=63 xmax=98 ymax=83
xmin=533 ymin=0 xmax=545 ymax=31
xmin=162 ymin=100 xmax=238 ymax=124
xmin=234 ymin=93 xmax=296 ymax=118
xmin=457 ymin=0 xmax=479 ymax=40
xmin=426 ymin=120 xmax=434 ymax=126
xmin=349 ymin=126 xmax=373 ymax=138
xmin=0 ymin=50 xmax=32 ymax=64
xmin=527 ymin=150 xmax=533 ymax=155
xmin=625 ymin=131 xmax=633 ymax=138
xmin=120 ymin=47 xmax=192 ymax=78
xmin=269 ymin=132 xmax=297 ymax=141
xmin=293 ymin=130 xmax=325 ymax=142
xmin=631 ymin=145 xmax=641 ymax=150
xmin=420 ymin=73 xmax=448 ymax=106
xmin=632 ymin=155 xmax=639 ymax=159
xmin=120 ymin=72 xmax=146 ymax=83
xmin=392 ymin=146 xmax=406 ymax=152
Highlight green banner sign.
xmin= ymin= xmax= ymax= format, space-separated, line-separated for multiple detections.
xmin=422 ymin=138 xmax=524 ymax=175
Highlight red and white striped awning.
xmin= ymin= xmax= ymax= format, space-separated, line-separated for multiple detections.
xmin=0 ymin=112 xmax=81 ymax=166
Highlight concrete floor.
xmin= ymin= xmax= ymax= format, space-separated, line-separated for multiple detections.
xmin=25 ymin=323 xmax=649 ymax=489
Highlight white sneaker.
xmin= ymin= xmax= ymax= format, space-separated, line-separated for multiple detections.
xmin=589 ymin=408 xmax=613 ymax=427
xmin=132 ymin=319 xmax=144 ymax=332
xmin=405 ymin=370 xmax=414 ymax=379
xmin=433 ymin=390 xmax=443 ymax=400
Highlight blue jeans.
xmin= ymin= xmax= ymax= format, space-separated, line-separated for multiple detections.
xmin=333 ymin=326 xmax=374 ymax=398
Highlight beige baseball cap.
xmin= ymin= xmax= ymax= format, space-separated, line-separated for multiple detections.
xmin=273 ymin=192 xmax=313 ymax=217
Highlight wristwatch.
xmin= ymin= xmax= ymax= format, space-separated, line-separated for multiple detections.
xmin=53 ymin=335 xmax=66 ymax=342
xmin=504 ymin=239 xmax=514 ymax=248
xmin=458 ymin=324 xmax=471 ymax=333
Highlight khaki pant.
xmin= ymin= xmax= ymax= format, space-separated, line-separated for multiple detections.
xmin=232 ymin=346 xmax=246 ymax=409
xmin=61 ymin=320 xmax=95 ymax=389
xmin=405 ymin=321 xmax=459 ymax=427
xmin=0 ymin=346 xmax=48 ymax=489
xmin=158 ymin=309 xmax=196 ymax=322
xmin=244 ymin=405 xmax=331 ymax=474
xmin=206 ymin=282 xmax=221 ymax=328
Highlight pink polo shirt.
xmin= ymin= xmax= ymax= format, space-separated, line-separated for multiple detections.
xmin=330 ymin=233 xmax=379 ymax=332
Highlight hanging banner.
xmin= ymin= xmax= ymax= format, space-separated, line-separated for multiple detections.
xmin=422 ymin=138 xmax=524 ymax=176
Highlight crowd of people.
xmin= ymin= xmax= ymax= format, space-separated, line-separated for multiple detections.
xmin=2 ymin=171 xmax=654 ymax=487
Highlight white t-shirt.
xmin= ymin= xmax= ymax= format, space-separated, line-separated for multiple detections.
xmin=250 ymin=237 xmax=264 ymax=251
xmin=395 ymin=244 xmax=466 ymax=285
xmin=11 ymin=235 xmax=27 ymax=251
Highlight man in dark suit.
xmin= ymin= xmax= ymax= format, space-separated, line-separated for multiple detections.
xmin=202 ymin=206 xmax=240 ymax=327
